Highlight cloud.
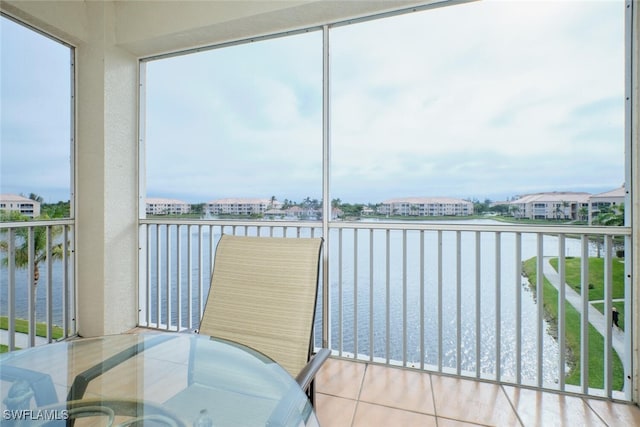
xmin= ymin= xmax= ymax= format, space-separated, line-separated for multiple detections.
xmin=326 ymin=0 xmax=624 ymax=202
xmin=2 ymin=2 xmax=625 ymax=205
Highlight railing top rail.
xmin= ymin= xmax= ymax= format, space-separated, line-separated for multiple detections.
xmin=139 ymin=218 xmax=322 ymax=228
xmin=0 ymin=219 xmax=75 ymax=229
xmin=329 ymin=221 xmax=631 ymax=236
xmin=138 ymin=218 xmax=630 ymax=236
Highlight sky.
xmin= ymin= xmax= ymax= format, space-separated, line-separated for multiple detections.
xmin=1 ymin=16 xmax=71 ymax=203
xmin=327 ymin=0 xmax=626 ymax=203
xmin=1 ymin=0 xmax=627 ymax=205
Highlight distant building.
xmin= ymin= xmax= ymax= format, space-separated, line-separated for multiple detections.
xmin=284 ymin=206 xmax=305 ymax=218
xmin=263 ymin=205 xmax=321 ymax=220
xmin=285 ymin=206 xmax=319 ymax=219
xmin=263 ymin=208 xmax=285 ymax=219
xmin=589 ymin=186 xmax=625 ymax=224
xmin=508 ymin=192 xmax=591 ymax=220
xmin=361 ymin=206 xmax=375 ymax=216
xmin=377 ymin=197 xmax=473 ymax=217
xmin=146 ymin=198 xmax=191 ymax=215
xmin=206 ymin=198 xmax=282 ymax=216
xmin=0 ymin=194 xmax=41 ymax=218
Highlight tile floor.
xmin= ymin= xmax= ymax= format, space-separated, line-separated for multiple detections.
xmin=314 ymin=358 xmax=640 ymax=427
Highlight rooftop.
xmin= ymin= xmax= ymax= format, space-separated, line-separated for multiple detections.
xmin=207 ymin=197 xmax=278 ymax=204
xmin=381 ymin=197 xmax=472 ymax=204
xmin=592 ymin=187 xmax=626 ymax=199
xmin=511 ymin=192 xmax=592 ymax=204
xmin=0 ymin=194 xmax=37 ymax=203
xmin=146 ymin=197 xmax=189 ymax=204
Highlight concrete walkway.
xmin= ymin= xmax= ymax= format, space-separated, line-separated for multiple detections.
xmin=542 ymin=257 xmax=626 ymax=370
xmin=0 ymin=329 xmax=49 ymax=349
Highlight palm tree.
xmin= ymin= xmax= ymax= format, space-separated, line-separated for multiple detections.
xmin=28 ymin=193 xmax=44 ymax=204
xmin=594 ymin=203 xmax=624 ymax=226
xmin=591 ymin=203 xmax=625 ymax=257
xmin=578 ymin=206 xmax=589 ymax=222
xmin=0 ymin=213 xmax=66 ymax=315
xmin=554 ymin=203 xmax=563 ymax=220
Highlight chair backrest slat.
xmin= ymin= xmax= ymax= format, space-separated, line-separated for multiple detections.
xmin=199 ymin=235 xmax=323 ymax=378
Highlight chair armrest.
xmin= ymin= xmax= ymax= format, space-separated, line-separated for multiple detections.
xmin=1 ymin=365 xmax=58 ymax=407
xmin=295 ymin=348 xmax=331 ymax=391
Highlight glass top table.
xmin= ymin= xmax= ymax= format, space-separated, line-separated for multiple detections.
xmin=0 ymin=333 xmax=318 ymax=426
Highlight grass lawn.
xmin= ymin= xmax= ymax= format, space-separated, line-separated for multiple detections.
xmin=523 ymin=257 xmax=624 ymax=390
xmin=549 ymin=257 xmax=626 ymax=301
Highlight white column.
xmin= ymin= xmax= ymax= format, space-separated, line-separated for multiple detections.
xmin=76 ymin=1 xmax=139 ymax=336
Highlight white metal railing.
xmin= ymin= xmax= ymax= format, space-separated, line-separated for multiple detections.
xmin=0 ymin=219 xmax=76 ymax=351
xmin=137 ymin=220 xmax=322 ymax=331
xmin=138 ymin=218 xmax=632 ymax=400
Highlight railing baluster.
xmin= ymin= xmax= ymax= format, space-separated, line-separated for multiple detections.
xmin=353 ymin=229 xmax=358 ymax=358
xmin=63 ymin=225 xmax=71 ymax=336
xmin=337 ymin=228 xmax=343 ymax=357
xmin=210 ymin=224 xmax=215 ymax=271
xmin=145 ymin=225 xmax=151 ymax=327
xmin=437 ymin=230 xmax=443 ymax=372
xmin=176 ymin=224 xmax=182 ymax=330
xmin=580 ymin=235 xmax=590 ymax=395
xmin=515 ymin=232 xmax=522 ymax=385
xmin=46 ymin=226 xmax=53 ymax=342
xmin=385 ymin=229 xmax=391 ymax=364
xmin=536 ymin=233 xmax=544 ymax=388
xmin=456 ymin=230 xmax=461 ymax=376
xmin=188 ymin=225 xmax=193 ymax=330
xmin=558 ymin=234 xmax=566 ymax=391
xmin=65 ymin=225 xmax=75 ymax=337
xmin=495 ymin=231 xmax=502 ymax=381
xmin=420 ymin=230 xmax=425 ymax=370
xmin=403 ymin=229 xmax=408 ymax=366
xmin=155 ymin=224 xmax=161 ymax=328
xmin=604 ymin=235 xmax=613 ymax=397
xmin=475 ymin=231 xmax=481 ymax=378
xmin=27 ymin=227 xmax=35 ymax=347
xmin=165 ymin=224 xmax=172 ymax=330
xmin=369 ymin=228 xmax=374 ymax=362
xmin=198 ymin=225 xmax=204 ymax=320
